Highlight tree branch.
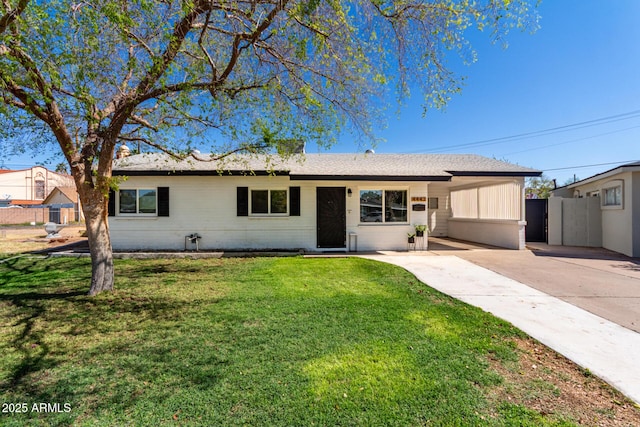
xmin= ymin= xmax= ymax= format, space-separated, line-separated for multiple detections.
xmin=118 ymin=135 xmax=268 ymax=162
xmin=197 ymin=10 xmax=218 ymax=81
xmin=5 ymin=45 xmax=54 ymax=103
xmin=124 ymin=28 xmax=155 ymax=59
xmin=133 ymin=0 xmax=209 ymax=101
xmin=0 ymin=0 xmax=28 ymax=35
xmin=0 ymin=73 xmax=48 ymax=121
xmin=215 ymin=0 xmax=289 ymax=86
xmin=128 ymin=114 xmax=158 ymax=131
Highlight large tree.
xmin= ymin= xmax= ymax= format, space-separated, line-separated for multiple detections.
xmin=526 ymin=174 xmax=555 ymax=199
xmin=0 ymin=0 xmax=537 ymax=295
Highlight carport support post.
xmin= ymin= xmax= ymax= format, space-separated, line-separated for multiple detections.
xmin=521 ymin=181 xmax=526 ymax=223
xmin=520 ymin=180 xmax=527 ymax=249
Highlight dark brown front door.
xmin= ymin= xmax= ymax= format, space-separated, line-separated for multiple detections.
xmin=317 ymin=187 xmax=346 ymax=248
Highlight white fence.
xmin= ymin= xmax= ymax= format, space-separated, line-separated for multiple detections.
xmin=548 ymin=197 xmax=602 ymax=247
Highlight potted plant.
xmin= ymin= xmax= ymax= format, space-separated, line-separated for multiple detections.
xmin=407 ymin=232 xmax=416 ymax=244
xmin=415 ymin=224 xmax=428 ymax=237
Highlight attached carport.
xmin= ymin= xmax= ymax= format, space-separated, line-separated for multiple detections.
xmin=428 ymin=176 xmax=530 ymax=250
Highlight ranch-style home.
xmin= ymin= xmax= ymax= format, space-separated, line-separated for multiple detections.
xmin=550 ymin=161 xmax=640 ymax=257
xmin=109 ymin=152 xmax=541 ymax=252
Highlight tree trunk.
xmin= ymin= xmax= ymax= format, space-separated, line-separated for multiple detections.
xmin=82 ymin=191 xmax=115 ymax=296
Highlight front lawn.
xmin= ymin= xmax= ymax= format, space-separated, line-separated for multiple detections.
xmin=0 ymin=256 xmax=638 ymax=426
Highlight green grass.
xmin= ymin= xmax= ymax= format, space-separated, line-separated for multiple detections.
xmin=0 ymin=256 xmax=578 ymax=426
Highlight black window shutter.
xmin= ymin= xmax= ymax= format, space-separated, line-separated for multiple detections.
xmin=108 ymin=189 xmax=116 ymax=217
xmin=289 ymin=187 xmax=300 ymax=216
xmin=237 ymin=187 xmax=248 ymax=216
xmin=158 ymin=187 xmax=170 ymax=216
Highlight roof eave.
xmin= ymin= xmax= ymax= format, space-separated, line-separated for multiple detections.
xmin=567 ymin=165 xmax=640 ymax=188
xmin=112 ymin=169 xmax=291 ymax=177
xmin=289 ymin=174 xmax=451 ymax=181
xmin=447 ymin=171 xmax=542 ymax=177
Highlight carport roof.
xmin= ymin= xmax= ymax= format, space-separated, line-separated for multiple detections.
xmin=113 ymin=153 xmax=541 ymax=181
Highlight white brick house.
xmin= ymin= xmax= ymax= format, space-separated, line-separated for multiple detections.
xmin=109 ymin=153 xmax=541 ymax=252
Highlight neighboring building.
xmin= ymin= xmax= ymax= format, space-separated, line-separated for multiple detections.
xmin=42 ymin=186 xmax=83 ymax=222
xmin=109 ymin=153 xmax=541 ymax=252
xmin=0 ymin=166 xmax=74 ymax=205
xmin=550 ymin=161 xmax=640 ymax=257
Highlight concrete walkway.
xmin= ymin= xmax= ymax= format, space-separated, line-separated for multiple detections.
xmin=360 ymin=253 xmax=640 ymax=405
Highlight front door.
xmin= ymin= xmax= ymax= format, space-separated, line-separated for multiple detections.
xmin=316 ymin=187 xmax=346 ymax=248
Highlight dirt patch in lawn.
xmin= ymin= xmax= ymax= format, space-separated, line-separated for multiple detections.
xmin=0 ymin=225 xmax=87 ymax=254
xmin=488 ymin=337 xmax=640 ymax=426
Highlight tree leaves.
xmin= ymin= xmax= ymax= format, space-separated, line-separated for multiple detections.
xmin=0 ymin=0 xmax=539 ymax=158
xmin=0 ymin=0 xmax=539 ymax=294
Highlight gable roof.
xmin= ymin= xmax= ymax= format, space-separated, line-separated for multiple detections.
xmin=562 ymin=160 xmax=640 ymax=189
xmin=113 ymin=153 xmax=541 ymax=181
xmin=42 ymin=186 xmax=78 ymax=205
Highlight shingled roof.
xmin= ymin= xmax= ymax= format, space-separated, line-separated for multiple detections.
xmin=113 ymin=153 xmax=541 ymax=181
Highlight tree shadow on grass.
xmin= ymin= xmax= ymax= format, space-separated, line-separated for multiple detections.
xmin=2 ymin=293 xmax=201 ymax=381
xmin=0 ymin=256 xmax=91 ymax=288
xmin=0 ymin=260 xmax=207 ymax=412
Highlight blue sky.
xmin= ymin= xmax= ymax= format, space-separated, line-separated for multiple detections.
xmin=4 ymin=1 xmax=640 ymax=185
xmin=318 ymin=0 xmax=640 ymax=185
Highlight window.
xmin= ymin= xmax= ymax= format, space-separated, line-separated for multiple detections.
xmin=119 ymin=189 xmax=157 ymax=215
xmin=251 ymin=189 xmax=288 ymax=215
xmin=600 ymin=180 xmax=623 ymax=209
xmin=603 ymin=185 xmax=622 ymax=207
xmin=237 ymin=187 xmax=299 ymax=217
xmin=35 ymin=180 xmax=45 ymax=199
xmin=360 ymin=189 xmax=408 ymax=223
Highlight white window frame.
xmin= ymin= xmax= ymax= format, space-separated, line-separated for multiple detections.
xmin=601 ymin=180 xmax=623 ymax=210
xmin=249 ymin=188 xmax=289 ymax=216
xmin=118 ymin=188 xmax=158 ymax=216
xmin=359 ymin=188 xmax=409 ymax=224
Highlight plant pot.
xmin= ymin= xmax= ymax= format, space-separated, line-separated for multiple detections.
xmin=416 ymin=230 xmax=424 ymax=237
xmin=408 ymin=236 xmax=415 ymax=244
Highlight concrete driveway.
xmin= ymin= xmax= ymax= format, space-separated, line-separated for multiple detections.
xmin=361 ymin=241 xmax=640 ymax=403
xmin=428 ymin=238 xmax=640 ymax=333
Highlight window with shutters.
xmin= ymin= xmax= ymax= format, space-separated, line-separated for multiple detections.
xmin=109 ymin=187 xmax=168 ymax=217
xmin=238 ymin=186 xmax=299 ymax=217
xmin=118 ymin=189 xmax=157 ymax=215
xmin=250 ymin=189 xmax=288 ymax=215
